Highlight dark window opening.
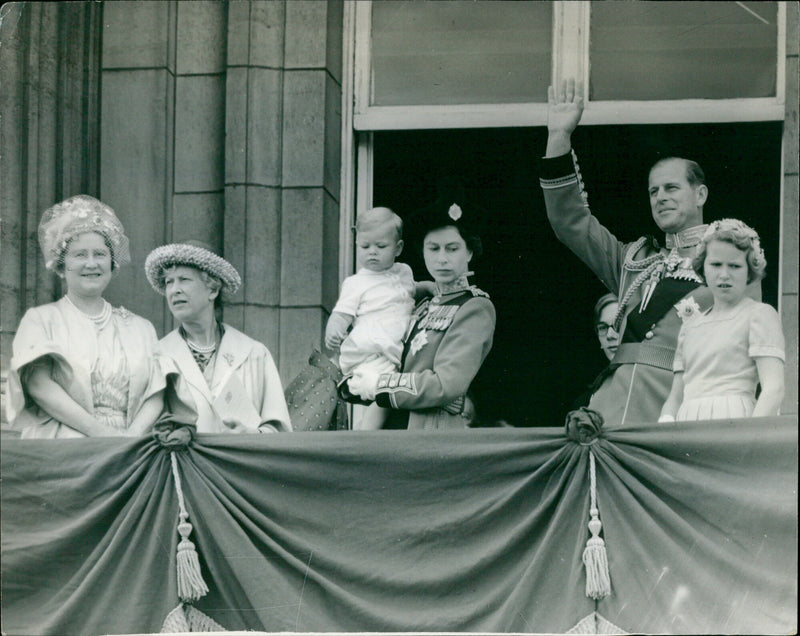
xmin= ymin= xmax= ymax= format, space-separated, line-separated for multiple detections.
xmin=372 ymin=122 xmax=782 ymax=427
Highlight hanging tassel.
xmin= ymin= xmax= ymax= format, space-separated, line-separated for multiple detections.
xmin=582 ymin=451 xmax=611 ymax=600
xmin=176 ymin=515 xmax=209 ymax=601
xmin=170 ymin=452 xmax=209 ymax=602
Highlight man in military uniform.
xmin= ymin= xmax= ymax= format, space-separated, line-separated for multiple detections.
xmin=539 ymin=79 xmax=757 ymax=426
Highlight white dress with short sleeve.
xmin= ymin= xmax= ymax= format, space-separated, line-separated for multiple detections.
xmin=673 ymin=297 xmax=785 ymax=420
xmin=334 ymin=262 xmax=416 ymax=376
xmin=6 ymin=297 xmax=163 ymax=437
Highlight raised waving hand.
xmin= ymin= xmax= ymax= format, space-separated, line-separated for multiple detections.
xmin=545 ymin=78 xmax=584 ymax=157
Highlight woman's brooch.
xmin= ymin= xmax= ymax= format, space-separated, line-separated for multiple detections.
xmin=114 ymin=306 xmax=133 ymax=324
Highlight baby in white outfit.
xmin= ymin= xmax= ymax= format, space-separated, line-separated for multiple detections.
xmin=326 ymin=207 xmax=427 ymax=430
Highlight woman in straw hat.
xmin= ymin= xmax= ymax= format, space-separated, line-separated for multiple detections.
xmin=6 ymin=195 xmax=165 ymax=437
xmin=145 ymin=241 xmax=291 ymax=433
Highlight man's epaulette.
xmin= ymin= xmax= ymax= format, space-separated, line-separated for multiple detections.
xmin=468 ymin=286 xmax=490 ymax=299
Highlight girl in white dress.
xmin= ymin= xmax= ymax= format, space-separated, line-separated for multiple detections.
xmin=659 ymin=219 xmax=785 ymax=421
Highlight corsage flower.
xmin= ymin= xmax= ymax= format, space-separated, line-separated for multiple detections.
xmin=674 ymin=296 xmax=702 ymax=323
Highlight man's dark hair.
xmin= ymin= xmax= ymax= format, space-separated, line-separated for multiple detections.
xmin=651 ymin=157 xmax=706 ymax=187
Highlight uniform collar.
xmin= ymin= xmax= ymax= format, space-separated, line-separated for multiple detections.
xmin=665 ymin=224 xmax=708 ymax=250
xmin=435 ymin=271 xmax=473 ymax=297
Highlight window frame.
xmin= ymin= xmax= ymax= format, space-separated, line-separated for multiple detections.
xmin=351 ymin=1 xmax=786 ymax=131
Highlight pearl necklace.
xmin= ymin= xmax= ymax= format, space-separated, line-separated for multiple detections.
xmin=186 ymin=339 xmax=217 ymax=355
xmin=180 ymin=325 xmax=219 ymax=354
xmin=65 ymin=295 xmax=112 ymax=329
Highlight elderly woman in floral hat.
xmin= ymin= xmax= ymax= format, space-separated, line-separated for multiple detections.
xmin=145 ymin=241 xmax=291 ymax=433
xmin=6 ymin=195 xmax=164 ymax=437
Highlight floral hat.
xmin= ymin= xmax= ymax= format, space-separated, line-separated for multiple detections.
xmin=699 ymin=218 xmax=766 ymax=269
xmin=38 ymin=195 xmax=131 ymax=271
xmin=145 ymin=240 xmax=242 ymax=295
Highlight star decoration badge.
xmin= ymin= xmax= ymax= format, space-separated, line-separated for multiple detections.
xmin=409 ymin=330 xmax=429 ymax=356
xmin=674 ymin=297 xmax=702 ymax=323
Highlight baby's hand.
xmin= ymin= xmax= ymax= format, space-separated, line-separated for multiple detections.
xmin=325 ymin=312 xmax=353 ymax=350
xmin=415 ymin=280 xmax=437 ymax=299
xmin=325 ymin=331 xmax=344 ymax=349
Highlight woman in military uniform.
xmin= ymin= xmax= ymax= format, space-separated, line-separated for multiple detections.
xmin=349 ymin=200 xmax=496 ymax=429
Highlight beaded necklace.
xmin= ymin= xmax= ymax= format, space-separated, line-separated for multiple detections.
xmin=65 ymin=295 xmax=112 ymax=330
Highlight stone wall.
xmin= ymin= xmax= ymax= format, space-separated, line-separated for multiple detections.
xmin=99 ymin=0 xmax=343 ymax=383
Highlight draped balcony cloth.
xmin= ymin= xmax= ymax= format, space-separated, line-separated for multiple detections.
xmin=1 ymin=417 xmax=796 ymax=636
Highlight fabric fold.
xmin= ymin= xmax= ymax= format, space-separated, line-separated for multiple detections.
xmin=2 ymin=418 xmax=796 ymax=635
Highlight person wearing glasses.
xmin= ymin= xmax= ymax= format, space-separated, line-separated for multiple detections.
xmin=570 ymin=293 xmax=620 ymax=411
xmin=6 ymin=196 xmax=164 ymax=437
xmin=594 ymin=293 xmax=620 ymax=362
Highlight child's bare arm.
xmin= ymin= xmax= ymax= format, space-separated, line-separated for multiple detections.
xmin=325 ymin=311 xmax=354 ymax=350
xmin=752 ymin=357 xmax=785 ymax=417
xmin=414 ymin=280 xmax=436 ymax=300
xmin=658 ymin=372 xmax=684 ymax=422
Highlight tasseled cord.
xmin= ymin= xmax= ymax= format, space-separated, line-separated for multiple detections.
xmin=582 ymin=450 xmax=611 ymax=600
xmin=170 ymin=451 xmax=210 ymax=602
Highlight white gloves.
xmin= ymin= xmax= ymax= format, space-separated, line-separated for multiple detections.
xmin=348 ymin=366 xmax=381 ymax=401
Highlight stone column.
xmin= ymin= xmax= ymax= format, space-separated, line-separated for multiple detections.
xmin=224 ymin=0 xmax=343 ymax=382
xmin=0 ymin=2 xmax=101 ymax=426
xmin=100 ymin=1 xmax=228 ymax=334
xmin=100 ymin=0 xmax=177 ymax=332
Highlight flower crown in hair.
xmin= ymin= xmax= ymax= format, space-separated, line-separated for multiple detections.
xmin=699 ymin=218 xmax=766 ymax=268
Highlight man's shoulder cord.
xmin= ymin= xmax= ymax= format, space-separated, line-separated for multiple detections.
xmin=613 ymin=238 xmax=665 ymax=331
